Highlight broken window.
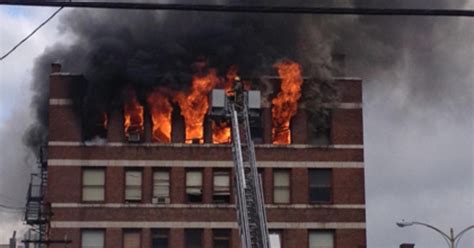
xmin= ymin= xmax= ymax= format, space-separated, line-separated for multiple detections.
xmin=82 ymin=168 xmax=105 ymax=202
xmin=309 ymin=169 xmax=332 ymax=203
xmin=307 ymin=109 xmax=332 ymax=145
xmin=186 ymin=170 xmax=203 ymax=203
xmin=125 ymin=170 xmax=142 ymax=202
xmin=273 ymin=170 xmax=290 ymax=204
xmin=213 ymin=170 xmax=230 ymax=203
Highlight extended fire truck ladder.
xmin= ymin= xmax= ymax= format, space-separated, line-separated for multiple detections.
xmin=228 ymin=93 xmax=270 ymax=248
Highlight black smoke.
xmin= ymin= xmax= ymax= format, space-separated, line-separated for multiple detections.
xmin=23 ymin=0 xmax=471 ymax=152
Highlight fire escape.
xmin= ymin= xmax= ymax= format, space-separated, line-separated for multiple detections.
xmin=23 ymin=147 xmax=70 ymax=248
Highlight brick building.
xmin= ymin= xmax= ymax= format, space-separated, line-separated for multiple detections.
xmin=45 ymin=63 xmax=366 ymax=248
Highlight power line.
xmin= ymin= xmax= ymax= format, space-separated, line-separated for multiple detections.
xmin=0 ymin=1 xmax=473 ymax=17
xmin=0 ymin=6 xmax=63 ymax=61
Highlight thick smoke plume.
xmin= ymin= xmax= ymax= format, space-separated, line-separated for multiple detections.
xmin=24 ymin=0 xmax=471 ymax=151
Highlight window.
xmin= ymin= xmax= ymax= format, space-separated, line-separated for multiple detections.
xmin=125 ymin=170 xmax=142 ymax=201
xmin=153 ymin=170 xmax=170 ymax=203
xmin=213 ymin=229 xmax=230 ymax=248
xmin=123 ymin=231 xmax=141 ymax=248
xmin=81 ymin=230 xmax=104 ymax=248
xmin=213 ymin=170 xmax=230 ymax=203
xmin=185 ymin=229 xmax=202 ymax=248
xmin=82 ymin=169 xmax=105 ymax=202
xmin=152 ymin=229 xmax=169 ymax=248
xmin=273 ymin=170 xmax=290 ymax=204
xmin=269 ymin=230 xmax=283 ymax=248
xmin=186 ymin=170 xmax=203 ymax=203
xmin=307 ymin=109 xmax=331 ymax=145
xmin=309 ymin=169 xmax=332 ymax=203
xmin=309 ymin=231 xmax=334 ymax=248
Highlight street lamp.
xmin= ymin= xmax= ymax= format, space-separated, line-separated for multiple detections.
xmin=396 ymin=220 xmax=474 ymax=248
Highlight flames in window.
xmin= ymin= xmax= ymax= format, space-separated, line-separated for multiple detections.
xmin=271 ymin=61 xmax=303 ymax=144
xmin=147 ymin=89 xmax=172 ymax=143
xmin=174 ymin=69 xmax=219 ymax=144
xmin=92 ymin=60 xmax=304 ymax=145
xmin=123 ymin=87 xmax=144 ymax=141
xmin=212 ymin=120 xmax=231 ymax=144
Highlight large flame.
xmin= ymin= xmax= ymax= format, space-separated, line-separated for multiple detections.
xmin=124 ymin=88 xmax=144 ymax=139
xmin=271 ymin=61 xmax=303 ymax=144
xmin=212 ymin=120 xmax=231 ymax=144
xmin=147 ymin=89 xmax=172 ymax=143
xmin=174 ymin=70 xmax=219 ymax=144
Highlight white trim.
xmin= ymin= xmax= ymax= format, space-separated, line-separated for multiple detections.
xmin=47 ymin=141 xmax=363 ymax=150
xmin=49 ymin=98 xmax=73 ymax=105
xmin=50 ymin=221 xmax=365 ymax=229
xmin=47 ymin=159 xmax=364 ymax=168
xmin=50 ymin=203 xmax=365 ymax=209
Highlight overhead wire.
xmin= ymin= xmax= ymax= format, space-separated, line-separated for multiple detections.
xmin=0 ymin=6 xmax=63 ymax=61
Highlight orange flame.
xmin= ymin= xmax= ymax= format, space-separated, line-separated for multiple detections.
xmin=271 ymin=61 xmax=303 ymax=144
xmin=224 ymin=65 xmax=238 ymax=95
xmin=212 ymin=120 xmax=231 ymax=144
xmin=124 ymin=88 xmax=144 ymax=139
xmin=174 ymin=69 xmax=219 ymax=144
xmin=147 ymin=89 xmax=172 ymax=143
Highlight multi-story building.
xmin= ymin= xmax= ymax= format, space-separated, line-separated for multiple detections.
xmin=44 ymin=63 xmax=365 ymax=248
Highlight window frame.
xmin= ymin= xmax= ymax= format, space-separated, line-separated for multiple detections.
xmin=185 ymin=169 xmax=203 ymax=203
xmin=152 ymin=169 xmax=170 ymax=203
xmin=124 ymin=169 xmax=143 ymax=203
xmin=122 ymin=229 xmax=142 ymax=248
xmin=272 ymin=169 xmax=291 ymax=204
xmin=151 ymin=229 xmax=169 ymax=248
xmin=269 ymin=229 xmax=284 ymax=248
xmin=212 ymin=229 xmax=231 ymax=248
xmin=308 ymin=169 xmax=333 ymax=204
xmin=212 ymin=169 xmax=231 ymax=204
xmin=81 ymin=229 xmax=105 ymax=248
xmin=184 ymin=229 xmax=203 ymax=248
xmin=308 ymin=230 xmax=335 ymax=248
xmin=81 ymin=168 xmax=106 ymax=203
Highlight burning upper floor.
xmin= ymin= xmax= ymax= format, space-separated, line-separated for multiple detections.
xmin=48 ymin=61 xmax=363 ymax=147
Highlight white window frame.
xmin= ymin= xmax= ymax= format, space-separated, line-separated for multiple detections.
xmin=213 ymin=170 xmax=230 ymax=203
xmin=82 ymin=168 xmax=105 ymax=202
xmin=309 ymin=230 xmax=334 ymax=248
xmin=153 ymin=170 xmax=170 ymax=203
xmin=273 ymin=170 xmax=290 ymax=204
xmin=81 ymin=229 xmax=104 ymax=248
xmin=125 ymin=170 xmax=142 ymax=202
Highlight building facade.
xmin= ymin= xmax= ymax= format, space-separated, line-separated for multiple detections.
xmin=45 ymin=63 xmax=366 ymax=248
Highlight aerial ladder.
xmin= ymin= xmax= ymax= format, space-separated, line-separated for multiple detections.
xmin=211 ymin=77 xmax=270 ymax=248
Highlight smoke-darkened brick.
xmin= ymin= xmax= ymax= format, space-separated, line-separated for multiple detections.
xmin=331 ymin=109 xmax=363 ymax=145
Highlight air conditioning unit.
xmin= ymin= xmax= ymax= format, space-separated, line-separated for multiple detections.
xmin=127 ymin=132 xmax=141 ymax=142
xmin=152 ymin=196 xmax=170 ymax=204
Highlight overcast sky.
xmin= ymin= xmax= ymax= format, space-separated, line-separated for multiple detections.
xmin=0 ymin=3 xmax=473 ymax=248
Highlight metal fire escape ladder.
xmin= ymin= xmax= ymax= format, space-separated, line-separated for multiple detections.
xmin=229 ymin=101 xmax=270 ymax=248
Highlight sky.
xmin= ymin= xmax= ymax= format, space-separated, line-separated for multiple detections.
xmin=0 ymin=2 xmax=473 ymax=248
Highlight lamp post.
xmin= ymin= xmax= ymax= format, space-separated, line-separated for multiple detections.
xmin=396 ymin=220 xmax=474 ymax=248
